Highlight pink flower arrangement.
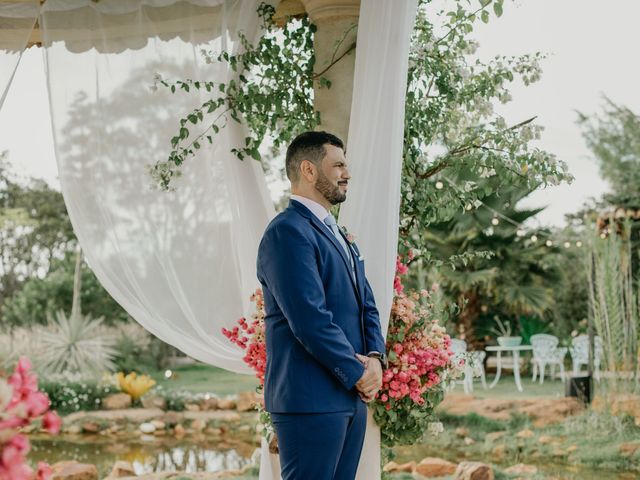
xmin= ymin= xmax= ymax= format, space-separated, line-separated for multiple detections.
xmin=1 ymin=357 xmax=61 ymax=480
xmin=222 ymin=288 xmax=267 ymax=385
xmin=373 ymin=251 xmax=458 ymax=447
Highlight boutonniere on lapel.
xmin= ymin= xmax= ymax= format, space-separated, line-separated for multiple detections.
xmin=339 ymin=225 xmax=356 ymax=245
xmin=339 ymin=226 xmax=364 ymax=261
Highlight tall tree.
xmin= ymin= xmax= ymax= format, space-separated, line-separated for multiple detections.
xmin=578 ymin=98 xmax=640 ymax=208
xmin=0 ymin=153 xmax=75 ymax=311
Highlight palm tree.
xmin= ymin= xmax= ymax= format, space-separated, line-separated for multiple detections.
xmin=419 ymin=185 xmax=560 ymax=348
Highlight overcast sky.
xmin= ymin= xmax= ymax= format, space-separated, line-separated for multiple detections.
xmin=1 ymin=0 xmax=639 ymax=226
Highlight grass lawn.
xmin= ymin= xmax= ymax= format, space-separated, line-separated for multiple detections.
xmin=149 ymin=362 xmax=259 ymax=396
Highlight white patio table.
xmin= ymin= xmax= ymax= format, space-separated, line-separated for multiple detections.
xmin=485 ymin=345 xmax=533 ymax=392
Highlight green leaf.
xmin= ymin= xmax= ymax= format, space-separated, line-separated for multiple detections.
xmin=481 ymin=10 xmax=490 ymax=23
xmin=493 ymin=2 xmax=503 ymax=17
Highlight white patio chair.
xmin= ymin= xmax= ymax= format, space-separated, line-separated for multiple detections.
xmin=530 ymin=334 xmax=566 ymax=383
xmin=569 ymin=335 xmax=603 ymax=380
xmin=449 ymin=339 xmax=487 ymax=393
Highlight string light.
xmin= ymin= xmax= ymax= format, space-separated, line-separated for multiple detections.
xmin=438 ymin=176 xmax=586 ymax=249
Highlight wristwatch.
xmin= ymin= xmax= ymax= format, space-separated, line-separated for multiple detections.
xmin=367 ymin=351 xmax=388 ymax=369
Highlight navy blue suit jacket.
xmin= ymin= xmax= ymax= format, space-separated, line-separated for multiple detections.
xmin=256 ymin=199 xmax=386 ymax=413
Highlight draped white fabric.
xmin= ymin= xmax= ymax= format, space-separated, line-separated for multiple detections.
xmin=40 ymin=0 xmax=416 ymax=477
xmin=0 ymin=0 xmax=39 ymax=110
xmin=342 ymin=1 xmax=417 ymax=478
xmin=41 ymin=0 xmax=275 ymax=374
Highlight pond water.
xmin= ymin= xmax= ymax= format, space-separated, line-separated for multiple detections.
xmin=30 ymin=435 xmax=258 ymax=477
xmin=30 ymin=435 xmax=637 ymax=479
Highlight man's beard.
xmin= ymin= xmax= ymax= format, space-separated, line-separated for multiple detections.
xmin=315 ymin=170 xmax=347 ymax=205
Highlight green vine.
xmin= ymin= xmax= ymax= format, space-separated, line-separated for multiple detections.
xmin=149 ymin=3 xmax=319 ymax=190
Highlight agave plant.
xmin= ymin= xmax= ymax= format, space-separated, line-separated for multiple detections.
xmin=37 ymin=247 xmax=118 ymax=376
xmin=38 ymin=310 xmax=118 ymax=376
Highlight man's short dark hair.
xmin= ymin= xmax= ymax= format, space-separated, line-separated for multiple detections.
xmin=285 ymin=131 xmax=344 ymax=183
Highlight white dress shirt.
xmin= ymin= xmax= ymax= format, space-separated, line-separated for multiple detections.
xmin=290 ymin=194 xmax=332 ymax=230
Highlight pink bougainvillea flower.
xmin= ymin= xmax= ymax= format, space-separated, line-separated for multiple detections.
xmin=36 ymin=461 xmax=52 ymax=480
xmin=42 ymin=411 xmax=62 ymax=435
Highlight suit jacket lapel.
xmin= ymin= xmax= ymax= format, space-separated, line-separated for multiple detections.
xmin=289 ymin=201 xmax=361 ymax=303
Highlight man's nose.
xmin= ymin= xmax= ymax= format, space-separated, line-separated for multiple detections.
xmin=343 ymin=167 xmax=351 ymax=179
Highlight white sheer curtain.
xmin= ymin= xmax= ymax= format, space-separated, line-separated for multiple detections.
xmin=0 ymin=0 xmax=39 ymax=110
xmin=342 ymin=1 xmax=417 ymax=478
xmin=41 ymin=0 xmax=276 ymax=373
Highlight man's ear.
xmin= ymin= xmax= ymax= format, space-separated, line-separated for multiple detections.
xmin=299 ymin=159 xmax=317 ymax=183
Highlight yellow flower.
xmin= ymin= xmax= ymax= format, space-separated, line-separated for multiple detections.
xmin=116 ymin=371 xmax=156 ymax=401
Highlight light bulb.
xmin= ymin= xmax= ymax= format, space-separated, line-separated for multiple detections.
xmin=435 ymin=181 xmax=444 ymax=190
xmin=576 ymin=241 xmax=583 ymax=247
xmin=516 ymin=229 xmax=525 ymax=237
xmin=530 ymin=235 xmax=538 ymax=242
xmin=546 ymin=240 xmax=553 ymax=247
xmin=564 ymin=241 xmax=571 ymax=249
xmin=491 ymin=217 xmax=500 ymax=226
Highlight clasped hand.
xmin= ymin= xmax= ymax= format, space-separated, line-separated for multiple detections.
xmin=355 ymin=353 xmax=382 ymax=403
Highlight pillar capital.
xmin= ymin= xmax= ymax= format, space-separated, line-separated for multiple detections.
xmin=300 ymin=0 xmax=361 ymax=22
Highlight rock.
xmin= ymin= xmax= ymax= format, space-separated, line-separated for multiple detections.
xmin=619 ymin=442 xmax=640 ymax=456
xmin=106 ymin=461 xmax=135 ymax=478
xmin=102 ymin=393 xmax=132 ymax=410
xmin=238 ymin=424 xmax=251 ymax=433
xmin=490 ymin=445 xmax=505 ymax=461
xmin=464 ymin=437 xmax=475 ymax=445
xmin=537 ymin=435 xmax=554 ymax=445
xmin=383 ymin=461 xmax=415 ymax=473
xmin=190 ymin=419 xmax=206 ymax=432
xmin=173 ymin=424 xmax=185 ymax=438
xmin=139 ymin=422 xmax=156 ymax=434
xmin=160 ymin=411 xmax=180 ymax=427
xmin=150 ymin=420 xmax=166 ymax=430
xmin=455 ymin=427 xmax=470 ymax=438
xmin=205 ymin=427 xmax=223 ymax=435
xmin=567 ymin=445 xmax=578 ymax=453
xmin=141 ymin=395 xmax=166 ymax=410
xmin=153 ymin=430 xmax=166 ymax=436
xmin=236 ymin=391 xmax=259 ymax=412
xmin=485 ymin=431 xmax=505 ymax=443
xmin=504 ymin=464 xmax=537 ymax=476
xmin=453 ymin=461 xmax=494 ymax=480
xmin=82 ymin=422 xmax=100 ymax=434
xmin=217 ymin=398 xmax=236 ymax=410
xmin=200 ymin=397 xmax=219 ymax=411
xmin=51 ymin=461 xmax=98 ymax=480
xmin=516 ymin=429 xmax=534 ymax=439
xmin=185 ymin=403 xmax=200 ymax=412
xmin=552 ymin=448 xmax=566 ymax=457
xmin=64 ymin=425 xmax=82 ymax=435
xmin=413 ymin=457 xmax=457 ymax=477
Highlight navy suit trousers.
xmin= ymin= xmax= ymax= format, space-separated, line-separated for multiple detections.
xmin=271 ymin=399 xmax=368 ymax=480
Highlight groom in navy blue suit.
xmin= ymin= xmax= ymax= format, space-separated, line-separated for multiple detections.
xmin=257 ymin=131 xmax=387 ymax=480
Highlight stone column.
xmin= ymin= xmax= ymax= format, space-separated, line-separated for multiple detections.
xmin=300 ymin=0 xmax=360 ymax=144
